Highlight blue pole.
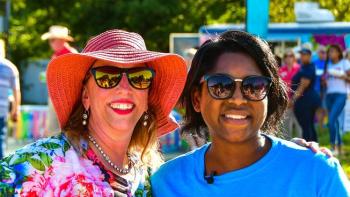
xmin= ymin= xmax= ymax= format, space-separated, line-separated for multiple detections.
xmin=246 ymin=0 xmax=270 ymax=39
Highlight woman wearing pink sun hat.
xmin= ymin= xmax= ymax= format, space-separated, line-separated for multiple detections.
xmin=0 ymin=29 xmax=187 ymax=196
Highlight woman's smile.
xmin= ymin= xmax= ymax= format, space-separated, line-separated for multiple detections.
xmin=109 ymin=99 xmax=135 ymax=115
xmin=220 ymin=112 xmax=251 ymax=127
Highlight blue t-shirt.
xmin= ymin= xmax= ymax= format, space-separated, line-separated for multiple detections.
xmin=291 ymin=63 xmax=321 ymax=108
xmin=313 ymin=59 xmax=326 ymax=93
xmin=291 ymin=63 xmax=316 ymax=94
xmin=151 ymin=136 xmax=350 ymax=197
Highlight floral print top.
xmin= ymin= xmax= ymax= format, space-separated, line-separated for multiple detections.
xmin=0 ymin=134 xmax=152 ymax=197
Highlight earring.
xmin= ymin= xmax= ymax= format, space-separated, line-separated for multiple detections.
xmin=143 ymin=112 xmax=149 ymax=127
xmin=82 ymin=109 xmax=89 ymax=126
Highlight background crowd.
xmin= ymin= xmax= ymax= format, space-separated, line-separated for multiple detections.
xmin=277 ymin=44 xmax=350 ymax=156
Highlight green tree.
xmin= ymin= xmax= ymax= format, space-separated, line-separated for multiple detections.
xmin=3 ymin=0 xmax=350 ymax=71
xmin=5 ymin=0 xmax=245 ymax=67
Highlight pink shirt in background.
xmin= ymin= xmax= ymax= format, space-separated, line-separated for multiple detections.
xmin=52 ymin=45 xmax=78 ymax=59
xmin=279 ymin=63 xmax=300 ymax=98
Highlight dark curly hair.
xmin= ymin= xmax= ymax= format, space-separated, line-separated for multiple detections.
xmin=180 ymin=30 xmax=288 ymax=137
xmin=327 ymin=44 xmax=343 ymax=61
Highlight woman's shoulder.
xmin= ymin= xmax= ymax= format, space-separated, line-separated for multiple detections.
xmin=152 ymin=144 xmax=209 ymax=180
xmin=0 ymin=134 xmax=72 ymax=195
xmin=341 ymin=59 xmax=350 ymax=69
xmin=331 ymin=59 xmax=349 ymax=67
xmin=3 ymin=134 xmax=70 ymax=165
xmin=267 ymin=136 xmax=349 ymax=194
xmin=270 ymin=136 xmax=340 ymax=168
xmin=276 ymin=138 xmax=349 ymax=193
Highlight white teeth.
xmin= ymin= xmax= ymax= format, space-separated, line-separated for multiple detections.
xmin=224 ymin=114 xmax=247 ymax=120
xmin=110 ymin=103 xmax=133 ymax=110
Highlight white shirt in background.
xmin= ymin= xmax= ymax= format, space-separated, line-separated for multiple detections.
xmin=327 ymin=59 xmax=350 ymax=94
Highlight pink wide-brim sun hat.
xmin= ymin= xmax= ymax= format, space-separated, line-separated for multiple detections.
xmin=46 ymin=29 xmax=187 ymax=136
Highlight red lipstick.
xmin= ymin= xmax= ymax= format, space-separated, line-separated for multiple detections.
xmin=109 ymin=99 xmax=135 ymax=115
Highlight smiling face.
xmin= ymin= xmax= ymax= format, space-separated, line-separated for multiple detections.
xmin=82 ymin=60 xmax=149 ymax=139
xmin=192 ymin=52 xmax=268 ymax=143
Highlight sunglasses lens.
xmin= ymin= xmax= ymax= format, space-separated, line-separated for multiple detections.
xmin=207 ymin=75 xmax=234 ymax=99
xmin=242 ymin=76 xmax=271 ymax=101
xmin=128 ymin=68 xmax=154 ymax=89
xmin=93 ymin=67 xmax=121 ymax=88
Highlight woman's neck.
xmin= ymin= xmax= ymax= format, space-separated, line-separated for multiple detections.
xmin=88 ymin=122 xmax=133 ymax=169
xmin=205 ymin=133 xmax=271 ymax=175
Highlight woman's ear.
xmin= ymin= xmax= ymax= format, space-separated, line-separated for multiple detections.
xmin=191 ymin=87 xmax=201 ymax=112
xmin=82 ymin=86 xmax=90 ymax=110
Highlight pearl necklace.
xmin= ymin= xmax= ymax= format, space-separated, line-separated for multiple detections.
xmin=88 ymin=135 xmax=134 ymax=175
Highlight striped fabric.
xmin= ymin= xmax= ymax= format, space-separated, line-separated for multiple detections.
xmin=0 ymin=58 xmax=19 ymax=117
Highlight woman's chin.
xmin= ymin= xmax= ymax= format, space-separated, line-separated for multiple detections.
xmin=213 ymin=128 xmax=257 ymax=144
xmin=109 ymin=120 xmax=136 ymax=133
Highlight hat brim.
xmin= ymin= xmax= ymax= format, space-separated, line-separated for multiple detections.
xmin=41 ymin=33 xmax=74 ymax=42
xmin=46 ymin=49 xmax=187 ymax=136
xmin=298 ymin=50 xmax=311 ymax=55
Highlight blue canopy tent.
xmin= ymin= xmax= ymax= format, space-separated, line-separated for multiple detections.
xmin=199 ymin=22 xmax=350 ymax=45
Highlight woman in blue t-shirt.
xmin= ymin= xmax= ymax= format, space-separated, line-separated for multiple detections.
xmin=151 ymin=31 xmax=350 ymax=197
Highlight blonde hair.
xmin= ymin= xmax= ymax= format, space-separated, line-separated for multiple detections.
xmin=63 ymin=100 xmax=163 ymax=169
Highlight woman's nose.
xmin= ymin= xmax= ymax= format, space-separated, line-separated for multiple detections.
xmin=116 ymin=73 xmax=132 ymax=90
xmin=227 ymin=83 xmax=248 ymax=105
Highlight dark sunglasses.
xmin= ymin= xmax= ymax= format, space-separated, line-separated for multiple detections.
xmin=90 ymin=66 xmax=155 ymax=90
xmin=200 ymin=74 xmax=272 ymax=101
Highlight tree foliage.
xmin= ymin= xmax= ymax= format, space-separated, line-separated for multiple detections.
xmin=1 ymin=0 xmax=349 ymax=69
xmin=4 ymin=0 xmax=245 ymax=68
xmin=269 ymin=0 xmax=350 ymax=22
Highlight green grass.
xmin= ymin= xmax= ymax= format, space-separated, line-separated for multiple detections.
xmin=316 ymin=127 xmax=350 ymax=178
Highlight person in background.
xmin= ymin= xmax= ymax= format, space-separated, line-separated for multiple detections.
xmin=341 ymin=48 xmax=350 ymax=137
xmin=345 ymin=48 xmax=350 ymax=61
xmin=41 ymin=25 xmax=78 ymax=59
xmin=0 ymin=58 xmax=21 ymax=159
xmin=324 ymin=44 xmax=350 ymax=156
xmin=279 ymin=50 xmax=302 ymax=138
xmin=313 ymin=45 xmax=327 ymax=132
xmin=314 ymin=45 xmax=327 ymax=91
xmin=292 ymin=48 xmax=321 ymax=142
xmin=41 ymin=25 xmax=78 ymax=136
